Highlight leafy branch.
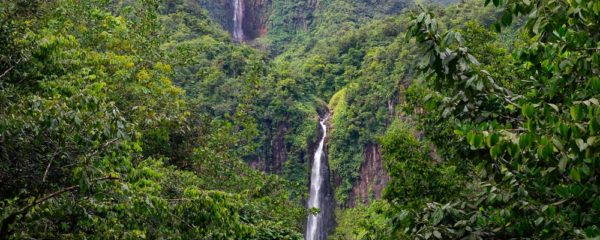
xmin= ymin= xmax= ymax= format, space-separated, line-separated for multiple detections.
xmin=0 ymin=175 xmax=120 ymax=239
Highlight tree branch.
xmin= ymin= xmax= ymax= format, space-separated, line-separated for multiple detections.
xmin=0 ymin=66 xmax=14 ymax=79
xmin=42 ymin=159 xmax=53 ymax=183
xmin=29 ymin=175 xmax=120 ymax=210
xmin=0 ymin=176 xmax=120 ymax=239
xmin=572 ymin=47 xmax=600 ymax=52
xmin=0 ymin=58 xmax=23 ymax=80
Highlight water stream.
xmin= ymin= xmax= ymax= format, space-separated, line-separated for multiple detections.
xmin=306 ymin=116 xmax=328 ymax=240
xmin=232 ymin=0 xmax=245 ymax=42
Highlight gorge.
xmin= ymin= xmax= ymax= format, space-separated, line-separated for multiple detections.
xmin=4 ymin=0 xmax=590 ymax=239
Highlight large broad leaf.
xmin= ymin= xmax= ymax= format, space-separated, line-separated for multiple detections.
xmin=501 ymin=11 xmax=513 ymax=26
xmin=569 ymin=167 xmax=581 ymax=182
xmin=519 ymin=133 xmax=533 ymax=149
xmin=430 ymin=209 xmax=444 ymax=225
xmin=433 ymin=230 xmax=442 ymax=239
xmin=558 ymin=156 xmax=568 ymax=172
xmin=575 ymin=138 xmax=587 ymax=151
xmin=490 ymin=144 xmax=503 ymax=159
xmin=570 ymin=105 xmax=582 ymax=121
xmin=522 ymin=104 xmax=535 ymax=119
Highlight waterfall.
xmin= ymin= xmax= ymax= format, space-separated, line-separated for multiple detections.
xmin=306 ymin=116 xmax=328 ymax=240
xmin=233 ymin=0 xmax=245 ymax=42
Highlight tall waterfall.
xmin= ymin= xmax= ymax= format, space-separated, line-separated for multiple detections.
xmin=306 ymin=117 xmax=328 ymax=240
xmin=232 ymin=0 xmax=245 ymax=42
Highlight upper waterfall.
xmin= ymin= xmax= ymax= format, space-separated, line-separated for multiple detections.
xmin=233 ymin=0 xmax=245 ymax=42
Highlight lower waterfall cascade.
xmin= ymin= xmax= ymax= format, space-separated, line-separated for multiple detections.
xmin=306 ymin=116 xmax=329 ymax=240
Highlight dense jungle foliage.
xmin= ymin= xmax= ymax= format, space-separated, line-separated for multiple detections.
xmin=0 ymin=0 xmax=303 ymax=239
xmin=2 ymin=0 xmax=600 ymax=239
xmin=330 ymin=0 xmax=600 ymax=239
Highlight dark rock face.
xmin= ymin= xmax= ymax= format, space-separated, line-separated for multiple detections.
xmin=318 ymin=142 xmax=336 ymax=240
xmin=348 ymin=144 xmax=390 ymax=207
xmin=198 ymin=0 xmax=234 ymax=30
xmin=243 ymin=0 xmax=271 ymax=40
xmin=247 ymin=120 xmax=289 ymax=174
xmin=269 ymin=122 xmax=288 ymax=172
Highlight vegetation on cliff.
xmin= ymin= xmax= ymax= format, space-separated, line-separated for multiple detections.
xmin=3 ymin=0 xmax=600 ymax=239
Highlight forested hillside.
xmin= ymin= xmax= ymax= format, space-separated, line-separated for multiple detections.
xmin=2 ymin=0 xmax=600 ymax=239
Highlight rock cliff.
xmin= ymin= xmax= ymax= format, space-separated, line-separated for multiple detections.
xmin=347 ymin=144 xmax=390 ymax=207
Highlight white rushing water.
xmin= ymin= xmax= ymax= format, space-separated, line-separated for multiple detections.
xmin=306 ymin=117 xmax=328 ymax=240
xmin=232 ymin=0 xmax=245 ymax=42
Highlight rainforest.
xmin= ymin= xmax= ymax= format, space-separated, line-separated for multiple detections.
xmin=1 ymin=0 xmax=600 ymax=239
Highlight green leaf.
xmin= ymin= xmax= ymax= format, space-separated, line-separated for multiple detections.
xmin=442 ymin=107 xmax=453 ymax=118
xmin=587 ymin=137 xmax=596 ymax=146
xmin=539 ymin=142 xmax=553 ymax=159
xmin=590 ymin=117 xmax=600 ymax=134
xmin=74 ymin=115 xmax=82 ymax=126
xmin=570 ymin=167 xmax=581 ymax=182
xmin=558 ymin=123 xmax=570 ymax=137
xmin=417 ymin=13 xmax=426 ymax=22
xmin=576 ymin=138 xmax=587 ymax=151
xmin=433 ymin=230 xmax=442 ymax=239
xmin=591 ymin=77 xmax=600 ymax=93
xmin=431 ymin=209 xmax=444 ymax=225
xmin=424 ymin=93 xmax=433 ymax=102
xmin=490 ymin=144 xmax=503 ymax=159
xmin=501 ymin=12 xmax=513 ymax=26
xmin=552 ymin=138 xmax=564 ymax=151
xmin=589 ymin=98 xmax=599 ymax=106
xmin=475 ymin=80 xmax=484 ymax=91
xmin=547 ymin=103 xmax=559 ymax=112
xmin=593 ymin=197 xmax=600 ymax=210
xmin=468 ymin=54 xmax=480 ymax=66
xmin=522 ymin=104 xmax=535 ymax=119
xmin=467 ymin=131 xmax=476 ymax=145
xmin=519 ymin=134 xmax=533 ymax=149
xmin=533 ymin=17 xmax=542 ymax=34
xmin=487 ymin=133 xmax=500 ymax=147
xmin=534 ymin=217 xmax=544 ymax=226
xmin=474 ymin=134 xmax=484 ymax=148
xmin=558 ymin=156 xmax=568 ymax=172
xmin=581 ymin=164 xmax=591 ymax=176
xmin=541 ymin=167 xmax=556 ymax=176
xmin=507 ymin=143 xmax=520 ymax=157
xmin=526 ymin=119 xmax=537 ymax=131
xmin=79 ymin=171 xmax=90 ymax=193
xmin=570 ymin=105 xmax=582 ymax=121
